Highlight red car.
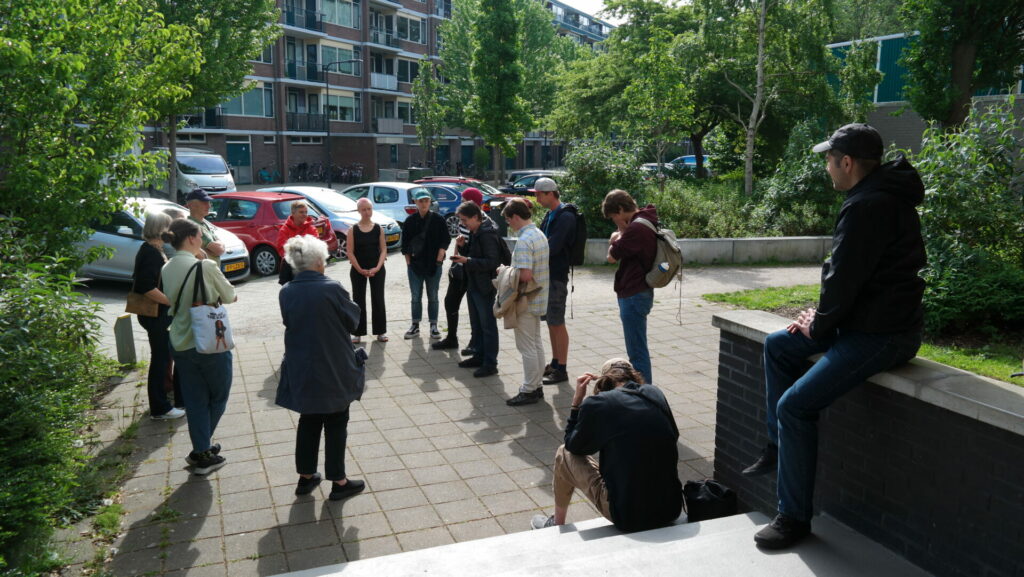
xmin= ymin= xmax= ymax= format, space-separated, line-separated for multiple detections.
xmin=209 ymin=191 xmax=338 ymax=276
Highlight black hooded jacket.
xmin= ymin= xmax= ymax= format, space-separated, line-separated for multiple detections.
xmin=810 ymin=154 xmax=926 ymax=339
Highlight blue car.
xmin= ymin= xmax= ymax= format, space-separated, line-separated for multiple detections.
xmin=257 ymin=186 xmax=403 ymax=259
xmin=417 ymin=183 xmax=465 ymax=237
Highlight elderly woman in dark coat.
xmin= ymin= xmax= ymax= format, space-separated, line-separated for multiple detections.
xmin=276 ymin=234 xmax=366 ymax=500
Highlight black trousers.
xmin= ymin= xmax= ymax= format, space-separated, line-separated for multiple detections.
xmin=295 ymin=408 xmax=350 ymax=481
xmin=138 ymin=313 xmax=184 ymax=414
xmin=442 ymin=276 xmax=467 ymax=341
xmin=350 ymin=266 xmax=387 ymax=336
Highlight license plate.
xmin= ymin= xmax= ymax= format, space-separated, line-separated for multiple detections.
xmin=386 ymin=233 xmax=400 ymax=243
xmin=224 ymin=261 xmax=246 ymax=272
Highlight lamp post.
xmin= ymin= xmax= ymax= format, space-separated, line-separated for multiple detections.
xmin=322 ymin=59 xmax=361 ymax=189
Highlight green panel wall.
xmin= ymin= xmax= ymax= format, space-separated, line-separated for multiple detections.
xmin=877 ymin=36 xmax=912 ymax=103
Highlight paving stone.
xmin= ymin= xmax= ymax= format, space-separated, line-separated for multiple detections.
xmin=385 ymin=505 xmax=444 ymax=533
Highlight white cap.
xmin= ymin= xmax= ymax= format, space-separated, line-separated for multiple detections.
xmin=534 ymin=177 xmax=558 ymax=192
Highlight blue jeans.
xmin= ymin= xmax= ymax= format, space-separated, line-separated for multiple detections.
xmin=408 ymin=265 xmax=442 ymax=323
xmin=764 ymin=328 xmax=921 ymax=522
xmin=467 ymin=288 xmax=499 ymax=367
xmin=617 ymin=289 xmax=654 ymax=384
xmin=173 ymin=348 xmax=233 ymax=454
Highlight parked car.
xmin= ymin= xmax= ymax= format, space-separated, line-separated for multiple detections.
xmin=208 ymin=191 xmax=338 ymax=277
xmin=150 ymin=147 xmax=236 ymax=203
xmin=257 ymin=186 xmax=403 ymax=259
xmin=77 ymin=197 xmax=250 ymax=283
xmin=413 ymin=176 xmax=510 ymax=236
xmin=337 ymin=182 xmax=439 ymax=224
xmin=416 ymin=183 xmax=467 ymax=237
xmin=498 ymin=172 xmax=562 ymax=195
xmin=504 ymin=168 xmax=565 ymax=186
xmin=642 ymin=155 xmax=712 ymax=180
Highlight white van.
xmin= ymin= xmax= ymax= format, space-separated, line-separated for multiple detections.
xmin=159 ymin=147 xmax=236 ymax=202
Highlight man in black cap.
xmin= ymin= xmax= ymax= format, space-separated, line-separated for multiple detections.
xmin=184 ymin=188 xmax=225 ymax=264
xmin=743 ymin=123 xmax=926 ymax=549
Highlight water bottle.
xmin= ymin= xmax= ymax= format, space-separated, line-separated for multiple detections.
xmin=658 ymin=262 xmax=670 ymax=273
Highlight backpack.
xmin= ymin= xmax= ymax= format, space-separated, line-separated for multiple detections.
xmin=635 ymin=217 xmax=683 ymax=289
xmin=498 ymin=235 xmax=512 ymax=266
xmin=561 ymin=203 xmax=588 ymax=268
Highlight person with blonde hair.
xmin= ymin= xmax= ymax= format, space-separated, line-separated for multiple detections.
xmin=347 ymin=197 xmax=388 ymax=343
xmin=276 ymin=235 xmax=366 ymax=501
xmin=530 ymin=358 xmax=682 ymax=532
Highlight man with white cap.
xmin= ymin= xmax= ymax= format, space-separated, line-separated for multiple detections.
xmin=744 ymin=123 xmax=926 ymax=549
xmin=530 ymin=358 xmax=682 ymax=532
xmin=534 ymin=177 xmax=576 ymax=385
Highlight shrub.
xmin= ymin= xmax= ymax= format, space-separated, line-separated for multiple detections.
xmin=750 ymin=119 xmax=842 ymax=237
xmin=561 ymin=140 xmax=644 ymax=237
xmin=906 ymin=98 xmax=1024 ymax=334
xmin=0 ymin=220 xmax=117 ymax=573
xmin=646 ymin=179 xmax=757 ymax=239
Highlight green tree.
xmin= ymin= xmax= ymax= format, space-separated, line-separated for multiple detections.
xmin=829 ymin=0 xmax=906 ymax=42
xmin=899 ymin=0 xmax=1024 ymax=129
xmin=412 ymin=61 xmax=447 ymax=166
xmin=836 ymin=41 xmax=884 ymax=123
xmin=154 ymin=0 xmax=279 ymax=195
xmin=465 ymin=0 xmax=531 ymax=180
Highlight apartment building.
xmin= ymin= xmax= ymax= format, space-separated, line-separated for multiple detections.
xmin=141 ymin=0 xmax=612 ymax=185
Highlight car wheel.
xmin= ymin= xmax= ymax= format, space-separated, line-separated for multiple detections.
xmin=335 ymin=233 xmax=348 ymax=260
xmin=252 ymin=245 xmax=279 ymax=276
xmin=445 ymin=213 xmax=461 ymax=237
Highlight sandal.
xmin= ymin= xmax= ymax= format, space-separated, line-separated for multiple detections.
xmin=376 ymin=334 xmax=389 ymax=343
xmin=351 ymin=336 xmax=362 ymax=344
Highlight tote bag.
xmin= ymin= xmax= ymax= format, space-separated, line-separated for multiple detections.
xmin=174 ymin=262 xmax=235 ymax=354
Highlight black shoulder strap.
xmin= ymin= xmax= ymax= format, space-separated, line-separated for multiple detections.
xmin=173 ymin=262 xmax=201 ymax=316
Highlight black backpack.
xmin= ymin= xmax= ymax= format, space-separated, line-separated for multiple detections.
xmin=498 ymin=234 xmax=512 ymax=266
xmin=561 ymin=203 xmax=587 ymax=268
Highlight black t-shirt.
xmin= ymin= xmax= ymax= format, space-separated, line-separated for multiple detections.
xmin=401 ymin=210 xmax=451 ymax=277
xmin=133 ymin=243 xmax=169 ymax=315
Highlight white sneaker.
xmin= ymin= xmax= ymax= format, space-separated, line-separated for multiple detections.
xmin=152 ymin=407 xmax=186 ymax=420
xmin=530 ymin=514 xmax=556 ymax=529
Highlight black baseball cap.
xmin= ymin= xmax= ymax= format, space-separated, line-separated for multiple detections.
xmin=812 ymin=123 xmax=883 ymax=160
xmin=184 ymin=188 xmax=214 ymax=202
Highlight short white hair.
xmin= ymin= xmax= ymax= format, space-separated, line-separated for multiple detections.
xmin=283 ymin=234 xmax=329 ymax=272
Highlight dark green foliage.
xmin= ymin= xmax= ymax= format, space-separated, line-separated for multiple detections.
xmin=561 ymin=141 xmax=644 ymax=237
xmin=0 ymin=221 xmax=117 ymax=572
xmin=908 ymin=99 xmax=1024 ymax=333
xmin=750 ymin=120 xmax=842 ymax=236
xmin=646 ymin=179 xmax=757 ymax=239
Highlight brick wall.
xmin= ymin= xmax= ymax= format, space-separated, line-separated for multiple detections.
xmin=714 ymin=329 xmax=1024 ymax=577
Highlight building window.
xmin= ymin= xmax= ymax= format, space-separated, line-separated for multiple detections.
xmin=264 ymin=135 xmax=276 ymax=144
xmin=289 ymin=136 xmax=323 ymax=144
xmin=397 ymin=101 xmax=416 ymax=124
xmin=253 ymin=45 xmax=273 ymax=64
xmin=322 ymin=45 xmax=362 ymax=76
xmin=322 ymin=0 xmax=361 ymax=29
xmin=397 ymin=59 xmax=420 ymax=83
xmin=397 ymin=17 xmax=424 ymax=44
xmin=325 ymin=93 xmax=361 ymax=122
xmin=176 ymin=133 xmax=207 ymax=144
xmin=223 ymin=83 xmax=274 ymax=118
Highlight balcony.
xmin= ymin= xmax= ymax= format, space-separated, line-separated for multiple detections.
xmin=179 ymin=107 xmax=223 ymax=128
xmin=286 ymin=59 xmax=322 ymax=82
xmin=282 ymin=8 xmax=323 ymax=33
xmin=286 ymin=111 xmax=326 ymax=132
xmin=374 ymin=117 xmax=404 ymax=133
xmin=369 ymin=27 xmax=400 ymax=48
xmin=370 ymin=73 xmax=398 ymax=91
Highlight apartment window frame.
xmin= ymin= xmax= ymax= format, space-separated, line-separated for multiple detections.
xmin=322 ymin=45 xmax=362 ymax=76
xmin=222 ymin=83 xmax=274 ymax=118
xmin=325 ymin=93 xmax=362 ymax=122
xmin=289 ymin=136 xmax=324 ymax=145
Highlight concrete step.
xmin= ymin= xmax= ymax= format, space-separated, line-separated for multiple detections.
xmin=274 ymin=512 xmax=932 ymax=577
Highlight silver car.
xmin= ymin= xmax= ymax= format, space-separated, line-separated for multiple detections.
xmin=77 ymin=197 xmax=250 ymax=283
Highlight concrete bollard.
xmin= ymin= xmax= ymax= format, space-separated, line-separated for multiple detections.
xmin=114 ymin=314 xmax=136 ymax=365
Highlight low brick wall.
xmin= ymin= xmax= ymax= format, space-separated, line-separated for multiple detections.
xmin=712 ymin=310 xmax=1024 ymax=577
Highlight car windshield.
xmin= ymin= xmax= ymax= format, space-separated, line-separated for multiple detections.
xmin=304 ymin=190 xmax=358 ymax=213
xmin=177 ymin=155 xmax=228 ymax=175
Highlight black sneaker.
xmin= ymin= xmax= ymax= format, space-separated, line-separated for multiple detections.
xmin=543 ymin=364 xmax=555 ymax=377
xmin=191 ymin=450 xmax=226 ymax=476
xmin=473 ymin=365 xmax=498 ymax=378
xmin=742 ymin=443 xmax=778 ymax=477
xmin=754 ymin=514 xmax=811 ymax=549
xmin=542 ymin=370 xmax=569 ymax=385
xmin=460 ymin=346 xmax=477 ymax=357
xmin=295 ymin=473 xmax=322 ymax=496
xmin=185 ymin=443 xmax=221 ymax=466
xmin=458 ymin=357 xmax=483 ymax=368
xmin=329 ymin=479 xmax=366 ymax=501
xmin=404 ymin=324 xmax=420 ymax=339
xmin=432 ymin=337 xmax=459 ymax=350
xmin=506 ymin=388 xmax=544 ymax=406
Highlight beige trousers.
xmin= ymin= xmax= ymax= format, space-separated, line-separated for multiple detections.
xmin=553 ymin=444 xmax=612 ymax=520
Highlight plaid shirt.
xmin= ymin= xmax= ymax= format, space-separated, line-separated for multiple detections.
xmin=512 ymin=224 xmax=549 ymax=316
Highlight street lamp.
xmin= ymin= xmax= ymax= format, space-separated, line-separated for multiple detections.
xmin=322 ymin=59 xmax=361 ymax=189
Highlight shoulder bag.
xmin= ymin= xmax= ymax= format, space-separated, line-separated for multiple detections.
xmin=174 ymin=262 xmax=235 ymax=354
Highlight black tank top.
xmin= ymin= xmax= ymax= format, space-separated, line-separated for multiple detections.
xmin=352 ymin=223 xmax=382 ymax=268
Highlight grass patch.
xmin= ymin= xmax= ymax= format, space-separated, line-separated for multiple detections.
xmin=704 ymin=284 xmax=1024 ymax=386
xmin=92 ymin=504 xmax=123 ymax=540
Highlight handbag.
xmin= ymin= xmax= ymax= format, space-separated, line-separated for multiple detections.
xmin=174 ymin=262 xmax=235 ymax=354
xmin=448 ymin=262 xmax=467 ymax=292
xmin=126 ymin=290 xmax=158 ymax=317
xmin=683 ymin=479 xmax=737 ymax=522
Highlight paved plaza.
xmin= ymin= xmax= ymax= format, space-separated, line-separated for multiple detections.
xmin=66 ymin=262 xmax=819 ymax=576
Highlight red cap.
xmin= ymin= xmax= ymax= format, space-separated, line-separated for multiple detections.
xmin=461 ymin=187 xmax=483 ymax=206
